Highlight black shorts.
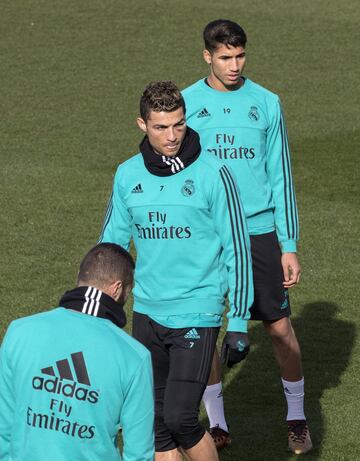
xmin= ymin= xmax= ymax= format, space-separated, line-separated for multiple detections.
xmin=132 ymin=312 xmax=219 ymax=452
xmin=249 ymin=231 xmax=291 ymax=321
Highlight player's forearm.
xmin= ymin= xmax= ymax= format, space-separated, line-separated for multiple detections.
xmin=226 ymin=264 xmax=253 ymax=333
xmin=266 ymin=97 xmax=299 ymax=251
xmin=268 ymin=164 xmax=299 ymax=251
xmin=273 ymin=190 xmax=299 ymax=253
xmin=227 ymin=315 xmax=248 ymax=333
xmin=278 ymin=238 xmax=297 ymax=253
xmin=216 ymin=165 xmax=254 ymax=333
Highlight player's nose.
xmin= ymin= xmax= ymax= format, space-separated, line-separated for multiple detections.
xmin=230 ymin=58 xmax=240 ymax=71
xmin=167 ymin=128 xmax=176 ymax=141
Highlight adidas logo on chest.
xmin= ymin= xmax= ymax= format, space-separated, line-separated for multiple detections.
xmin=197 ymin=108 xmax=211 ymax=118
xmin=131 ymin=183 xmax=143 ymax=193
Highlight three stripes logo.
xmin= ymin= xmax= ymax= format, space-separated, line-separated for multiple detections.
xmin=41 ymin=352 xmax=90 ymax=385
xmin=197 ymin=108 xmax=211 ymax=118
xmin=161 ymin=155 xmax=184 ymax=174
xmin=131 ymin=183 xmax=143 ymax=194
xmin=32 ymin=351 xmax=99 ymax=404
xmin=184 ymin=328 xmax=201 ymax=339
xmin=82 ymin=286 xmax=102 ymax=317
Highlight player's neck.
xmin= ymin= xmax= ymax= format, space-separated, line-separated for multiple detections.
xmin=206 ymin=75 xmax=244 ymax=92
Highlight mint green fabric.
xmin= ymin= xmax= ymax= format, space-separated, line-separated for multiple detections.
xmin=101 ymin=151 xmax=253 ymax=332
xmin=0 ymin=308 xmax=154 ymax=461
xmin=183 ymin=78 xmax=299 ymax=253
xmin=150 ymin=313 xmax=222 ymax=329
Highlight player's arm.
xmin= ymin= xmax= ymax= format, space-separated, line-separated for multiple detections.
xmin=266 ymin=98 xmax=299 ymax=253
xmin=266 ymin=98 xmax=301 ymax=287
xmin=120 ymin=352 xmax=154 ymax=461
xmin=210 ymin=165 xmax=254 ymax=367
xmin=0 ymin=325 xmax=15 ymax=460
xmin=210 ymin=165 xmax=254 ymax=333
xmin=99 ymin=166 xmax=132 ymax=249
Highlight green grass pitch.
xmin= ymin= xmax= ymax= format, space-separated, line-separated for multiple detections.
xmin=1 ymin=0 xmax=359 ymax=459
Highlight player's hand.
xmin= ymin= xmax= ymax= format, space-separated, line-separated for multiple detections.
xmin=281 ymin=252 xmax=301 ymax=288
xmin=221 ymin=332 xmax=250 ymax=368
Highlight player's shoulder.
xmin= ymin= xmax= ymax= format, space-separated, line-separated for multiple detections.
xmin=117 ymin=153 xmax=143 ymax=173
xmin=114 ymin=153 xmax=145 ymax=183
xmin=106 ymin=323 xmax=151 ymax=363
xmin=245 ymin=78 xmax=280 ymax=105
xmin=9 ymin=309 xmax=57 ymax=328
xmin=197 ymin=150 xmax=224 ymax=175
xmin=182 ymin=79 xmax=204 ymax=98
xmin=3 ymin=309 xmax=59 ymax=341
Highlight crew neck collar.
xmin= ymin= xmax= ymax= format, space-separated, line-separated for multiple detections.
xmin=201 ymin=77 xmax=249 ymax=96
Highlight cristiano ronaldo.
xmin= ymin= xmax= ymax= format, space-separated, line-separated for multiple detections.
xmin=100 ymin=81 xmax=253 ymax=461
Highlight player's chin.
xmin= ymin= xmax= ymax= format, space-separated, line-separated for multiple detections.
xmin=163 ymin=146 xmax=180 ymax=157
xmin=226 ymin=76 xmax=242 ymax=85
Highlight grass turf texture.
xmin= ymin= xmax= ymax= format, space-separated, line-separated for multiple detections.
xmin=1 ymin=0 xmax=359 ymax=459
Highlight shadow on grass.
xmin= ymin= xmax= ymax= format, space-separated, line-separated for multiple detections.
xmin=203 ymin=302 xmax=355 ymax=461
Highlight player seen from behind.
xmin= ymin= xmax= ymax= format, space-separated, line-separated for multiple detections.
xmin=0 ymin=243 xmax=154 ymax=461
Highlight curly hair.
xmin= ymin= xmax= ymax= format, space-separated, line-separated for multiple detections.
xmin=140 ymin=81 xmax=185 ymax=121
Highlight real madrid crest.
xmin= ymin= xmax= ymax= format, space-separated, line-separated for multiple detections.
xmin=181 ymin=179 xmax=195 ymax=197
xmin=248 ymin=106 xmax=260 ymax=122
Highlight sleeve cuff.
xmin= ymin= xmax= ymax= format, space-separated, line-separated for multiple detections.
xmin=279 ymin=240 xmax=297 ymax=253
xmin=227 ymin=318 xmax=248 ymax=333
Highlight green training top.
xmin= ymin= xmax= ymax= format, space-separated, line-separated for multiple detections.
xmin=0 ymin=308 xmax=154 ymax=461
xmin=100 ymin=151 xmax=253 ymax=332
xmin=183 ymin=78 xmax=299 ymax=253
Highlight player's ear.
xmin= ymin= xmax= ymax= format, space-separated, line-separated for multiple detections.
xmin=137 ymin=117 xmax=147 ymax=134
xmin=109 ymin=280 xmax=123 ymax=303
xmin=203 ymin=49 xmax=212 ymax=65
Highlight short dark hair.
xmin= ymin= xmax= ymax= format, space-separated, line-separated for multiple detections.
xmin=77 ymin=243 xmax=134 ymax=289
xmin=203 ymin=19 xmax=247 ymax=53
xmin=140 ymin=81 xmax=186 ymax=121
